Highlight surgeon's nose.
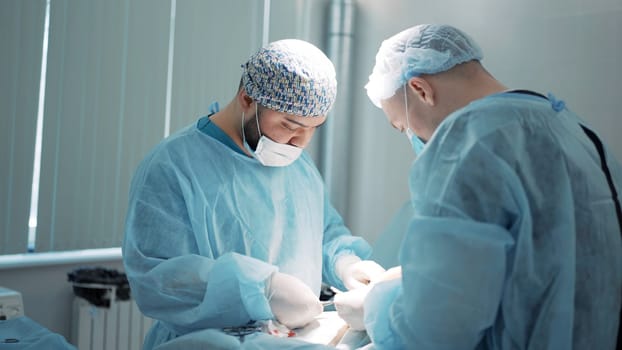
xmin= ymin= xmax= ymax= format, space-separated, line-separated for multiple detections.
xmin=289 ymin=128 xmax=316 ymax=148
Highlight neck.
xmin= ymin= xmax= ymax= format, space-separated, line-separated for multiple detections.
xmin=210 ymin=100 xmax=246 ymax=150
xmin=421 ymin=70 xmax=506 ymax=140
xmin=439 ymin=73 xmax=506 ymax=118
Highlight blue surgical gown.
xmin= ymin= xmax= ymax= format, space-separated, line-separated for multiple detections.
xmin=0 ymin=316 xmax=77 ymax=350
xmin=122 ymin=114 xmax=371 ymax=348
xmin=364 ymin=92 xmax=622 ymax=349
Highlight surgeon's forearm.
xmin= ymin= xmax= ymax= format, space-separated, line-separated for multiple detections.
xmin=321 ymin=236 xmax=372 ymax=289
xmin=364 ymin=279 xmax=404 ymax=349
xmin=127 ymin=252 xmax=276 ymax=335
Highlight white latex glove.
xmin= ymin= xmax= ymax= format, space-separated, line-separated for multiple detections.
xmin=378 ymin=266 xmax=402 ymax=282
xmin=336 ymin=255 xmax=386 ymax=290
xmin=334 ymin=284 xmax=372 ymax=331
xmin=266 ymin=272 xmax=322 ymax=329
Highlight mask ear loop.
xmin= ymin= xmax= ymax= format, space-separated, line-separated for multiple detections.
xmin=254 ymin=103 xmax=262 ymax=138
xmin=404 ymin=84 xmax=411 ymax=133
xmin=241 ymin=102 xmax=262 ymax=146
xmin=241 ymin=110 xmax=247 ymax=145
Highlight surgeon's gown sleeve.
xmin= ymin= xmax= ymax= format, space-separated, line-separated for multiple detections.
xmin=122 ymin=153 xmax=276 ymax=336
xmin=365 ymin=139 xmax=517 ymax=349
xmin=321 ymin=196 xmax=373 ymax=291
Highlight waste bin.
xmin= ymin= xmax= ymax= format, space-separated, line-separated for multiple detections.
xmin=67 ymin=267 xmax=130 ymax=308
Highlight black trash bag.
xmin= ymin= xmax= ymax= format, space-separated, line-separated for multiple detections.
xmin=67 ymin=267 xmax=130 ymax=308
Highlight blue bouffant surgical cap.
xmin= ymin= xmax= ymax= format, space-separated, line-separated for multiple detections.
xmin=242 ymin=39 xmax=337 ymax=117
xmin=365 ymin=24 xmax=483 ymax=108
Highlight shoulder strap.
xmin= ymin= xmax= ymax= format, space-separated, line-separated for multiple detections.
xmin=580 ymin=125 xmax=622 ymax=348
xmin=506 ymin=89 xmax=548 ymax=99
xmin=507 ymin=90 xmax=622 ymax=345
xmin=580 ymin=125 xmax=622 ymax=232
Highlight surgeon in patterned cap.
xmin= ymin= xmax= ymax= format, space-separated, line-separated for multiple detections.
xmin=123 ymin=39 xmax=385 ymax=349
xmin=238 ymin=39 xmax=338 ymax=167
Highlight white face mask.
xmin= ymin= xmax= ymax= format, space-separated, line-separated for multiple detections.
xmin=254 ymin=136 xmax=303 ymax=167
xmin=242 ymin=104 xmax=303 ymax=167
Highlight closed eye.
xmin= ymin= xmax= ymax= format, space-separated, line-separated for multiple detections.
xmin=283 ymin=123 xmax=298 ymax=131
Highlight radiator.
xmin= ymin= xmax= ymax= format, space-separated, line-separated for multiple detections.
xmin=71 ymin=296 xmax=154 ymax=350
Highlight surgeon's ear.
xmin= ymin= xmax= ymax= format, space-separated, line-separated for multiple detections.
xmin=238 ymin=89 xmax=254 ymax=109
xmin=408 ymin=77 xmax=435 ymax=107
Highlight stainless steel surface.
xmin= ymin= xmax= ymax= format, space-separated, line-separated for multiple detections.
xmin=321 ymin=0 xmax=356 ymax=220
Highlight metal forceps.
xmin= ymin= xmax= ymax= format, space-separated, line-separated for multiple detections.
xmin=222 ymin=324 xmax=262 ymax=341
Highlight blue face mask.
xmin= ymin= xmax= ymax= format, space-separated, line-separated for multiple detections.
xmin=406 ymin=128 xmax=426 ymax=156
xmin=404 ymin=85 xmax=426 ymax=156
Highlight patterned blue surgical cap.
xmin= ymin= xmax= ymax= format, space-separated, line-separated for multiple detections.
xmin=242 ymin=39 xmax=337 ymax=117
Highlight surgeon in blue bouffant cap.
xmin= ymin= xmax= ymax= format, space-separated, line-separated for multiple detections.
xmin=334 ymin=24 xmax=622 ymax=349
xmin=122 ymin=39 xmax=384 ymax=349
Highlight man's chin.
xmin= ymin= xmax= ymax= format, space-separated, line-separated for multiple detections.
xmin=242 ymin=120 xmax=260 ymax=150
xmin=243 ymin=133 xmax=259 ymax=150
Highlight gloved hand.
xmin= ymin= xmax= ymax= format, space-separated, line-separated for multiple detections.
xmin=334 ymin=284 xmax=372 ymax=331
xmin=377 ymin=266 xmax=402 ymax=282
xmin=336 ymin=255 xmax=386 ymax=290
xmin=266 ymin=272 xmax=322 ymax=329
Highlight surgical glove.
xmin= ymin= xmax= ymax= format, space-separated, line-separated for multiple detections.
xmin=334 ymin=284 xmax=372 ymax=331
xmin=266 ymin=272 xmax=322 ymax=329
xmin=377 ymin=266 xmax=402 ymax=282
xmin=336 ymin=255 xmax=386 ymax=290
